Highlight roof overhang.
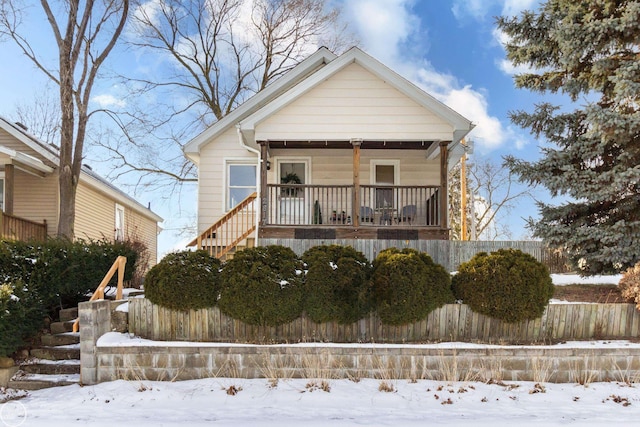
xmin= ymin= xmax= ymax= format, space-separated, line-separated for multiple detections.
xmin=259 ymin=139 xmax=440 ymax=150
xmin=183 ymin=47 xmax=338 ymax=164
xmin=0 ymin=145 xmax=54 ymax=177
xmin=240 ymin=48 xmax=474 ymax=149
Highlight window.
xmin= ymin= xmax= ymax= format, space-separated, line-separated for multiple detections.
xmin=115 ymin=204 xmax=125 ymax=241
xmin=227 ymin=163 xmax=257 ymax=210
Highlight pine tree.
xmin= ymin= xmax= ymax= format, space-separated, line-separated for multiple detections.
xmin=498 ymin=0 xmax=640 ymax=275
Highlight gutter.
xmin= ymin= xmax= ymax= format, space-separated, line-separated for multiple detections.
xmin=236 ymin=125 xmax=261 ymax=244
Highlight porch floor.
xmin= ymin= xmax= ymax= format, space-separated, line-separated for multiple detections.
xmin=258 ymin=225 xmax=449 ymax=240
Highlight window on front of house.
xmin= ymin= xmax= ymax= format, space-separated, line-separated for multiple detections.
xmin=227 ymin=163 xmax=257 ymax=210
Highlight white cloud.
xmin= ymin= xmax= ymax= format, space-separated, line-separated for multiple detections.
xmin=345 ymin=0 xmax=508 ymax=151
xmin=452 ymin=0 xmax=537 ymax=22
xmin=92 ymin=94 xmax=126 ymax=108
xmin=501 ymin=0 xmax=538 ymax=16
xmin=344 ymin=0 xmax=421 ymax=65
xmin=452 ymin=0 xmax=489 ymax=21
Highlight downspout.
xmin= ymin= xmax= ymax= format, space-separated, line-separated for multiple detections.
xmin=236 ymin=124 xmax=261 ymax=244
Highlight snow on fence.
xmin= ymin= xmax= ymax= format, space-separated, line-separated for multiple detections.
xmin=259 ymin=239 xmax=571 ymax=273
xmin=129 ymin=299 xmax=640 ymax=344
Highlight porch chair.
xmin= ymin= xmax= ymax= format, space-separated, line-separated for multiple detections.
xmin=359 ymin=206 xmax=375 ymax=223
xmin=397 ymin=204 xmax=417 ymax=225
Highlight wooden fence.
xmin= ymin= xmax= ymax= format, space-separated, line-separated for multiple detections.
xmin=260 ymin=239 xmax=571 ymax=273
xmin=0 ymin=212 xmax=47 ymax=241
xmin=129 ymin=299 xmax=640 ymax=344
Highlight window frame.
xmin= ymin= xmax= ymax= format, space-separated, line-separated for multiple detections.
xmin=225 ymin=160 xmax=258 ymax=211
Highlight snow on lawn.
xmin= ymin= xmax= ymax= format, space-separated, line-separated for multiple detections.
xmin=2 ymin=377 xmax=640 ymax=426
xmin=552 ymin=274 xmax=622 ymax=286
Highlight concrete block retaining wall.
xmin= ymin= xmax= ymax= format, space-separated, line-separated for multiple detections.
xmin=80 ymin=300 xmax=640 ymax=385
xmin=94 ymin=342 xmax=640 ymax=384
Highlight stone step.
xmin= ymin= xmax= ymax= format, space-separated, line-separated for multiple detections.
xmin=8 ymin=373 xmax=79 ymax=391
xmin=30 ymin=346 xmax=80 ymax=361
xmin=40 ymin=332 xmax=80 ymax=347
xmin=21 ymin=361 xmax=80 ymax=375
xmin=50 ymin=320 xmax=76 ymax=334
xmin=59 ymin=307 xmax=78 ymax=322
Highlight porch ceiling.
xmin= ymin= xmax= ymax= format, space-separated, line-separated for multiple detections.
xmin=259 ymin=139 xmax=444 ymax=150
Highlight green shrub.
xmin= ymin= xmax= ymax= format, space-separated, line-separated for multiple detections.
xmin=218 ymin=246 xmax=304 ymax=326
xmin=370 ymin=248 xmax=454 ymax=325
xmin=0 ymin=238 xmax=142 ymax=315
xmin=452 ymin=248 xmax=554 ymax=323
xmin=302 ymin=245 xmax=371 ymax=324
xmin=0 ymin=280 xmax=46 ymax=357
xmin=145 ymin=250 xmax=221 ymax=311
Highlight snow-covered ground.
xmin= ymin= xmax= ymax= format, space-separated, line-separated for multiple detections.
xmin=1 ymin=274 xmax=634 ymax=426
xmin=2 ymin=376 xmax=639 ymax=426
xmin=551 ymin=274 xmax=622 ymax=286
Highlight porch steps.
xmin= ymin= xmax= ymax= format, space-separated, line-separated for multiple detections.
xmin=8 ymin=306 xmax=81 ymax=391
xmin=222 ymin=237 xmax=256 ymax=260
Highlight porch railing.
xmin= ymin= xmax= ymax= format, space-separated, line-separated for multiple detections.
xmin=0 ymin=212 xmax=47 ymax=241
xmin=265 ymin=184 xmax=440 ymax=227
xmin=190 ymin=192 xmax=257 ymax=259
xmin=266 ymin=184 xmax=353 ymax=226
xmin=360 ymin=185 xmax=440 ymax=226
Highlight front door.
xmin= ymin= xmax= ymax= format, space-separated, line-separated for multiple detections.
xmin=277 ymin=159 xmax=309 ymax=225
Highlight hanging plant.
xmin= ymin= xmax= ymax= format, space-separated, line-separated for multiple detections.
xmin=281 ymin=172 xmax=302 ymax=196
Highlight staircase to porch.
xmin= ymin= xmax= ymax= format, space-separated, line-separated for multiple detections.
xmin=188 ymin=192 xmax=257 ymax=259
xmin=9 ymin=307 xmax=80 ymax=390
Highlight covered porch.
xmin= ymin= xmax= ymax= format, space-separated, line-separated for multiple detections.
xmin=0 ymin=146 xmax=52 ymax=241
xmin=257 ymin=139 xmax=451 ymax=240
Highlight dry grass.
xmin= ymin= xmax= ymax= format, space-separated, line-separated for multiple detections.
xmin=553 ymin=285 xmax=625 ymax=303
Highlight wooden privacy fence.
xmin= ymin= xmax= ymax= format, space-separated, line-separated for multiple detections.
xmin=0 ymin=212 xmax=47 ymax=241
xmin=259 ymin=239 xmax=572 ymax=273
xmin=129 ymin=299 xmax=640 ymax=344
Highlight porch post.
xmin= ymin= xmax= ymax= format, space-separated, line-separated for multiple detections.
xmin=5 ymin=164 xmax=14 ymax=215
xmin=259 ymin=142 xmax=268 ymax=226
xmin=351 ymin=139 xmax=362 ymax=227
xmin=439 ymin=141 xmax=449 ymax=230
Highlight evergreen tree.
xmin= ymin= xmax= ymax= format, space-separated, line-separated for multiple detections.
xmin=497 ymin=1 xmax=640 ymax=275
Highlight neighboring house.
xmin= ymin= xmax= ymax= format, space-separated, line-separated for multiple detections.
xmin=0 ymin=116 xmax=163 ymax=265
xmin=184 ymin=47 xmax=474 ymax=258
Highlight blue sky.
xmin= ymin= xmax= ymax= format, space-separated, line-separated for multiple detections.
xmin=0 ymin=0 xmax=555 ymax=255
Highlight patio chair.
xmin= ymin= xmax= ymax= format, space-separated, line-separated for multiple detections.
xmin=359 ymin=206 xmax=375 ymax=223
xmin=397 ymin=204 xmax=417 ymax=225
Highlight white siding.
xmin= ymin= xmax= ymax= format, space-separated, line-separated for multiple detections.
xmin=269 ymin=148 xmax=440 ymax=186
xmin=255 ymin=63 xmax=454 ymax=141
xmin=13 ymin=169 xmax=59 ymax=236
xmin=197 ymin=128 xmax=257 ymax=233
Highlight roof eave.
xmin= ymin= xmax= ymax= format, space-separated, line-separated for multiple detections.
xmin=183 ymin=47 xmax=338 ymax=159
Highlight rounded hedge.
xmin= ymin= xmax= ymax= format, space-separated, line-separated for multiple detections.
xmin=370 ymin=248 xmax=454 ymax=325
xmin=218 ymin=245 xmax=304 ymax=326
xmin=302 ymin=245 xmax=371 ymax=324
xmin=145 ymin=250 xmax=221 ymax=311
xmin=451 ymin=248 xmax=554 ymax=323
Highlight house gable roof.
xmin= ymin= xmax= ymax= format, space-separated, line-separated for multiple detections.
xmin=183 ymin=47 xmax=338 ymax=164
xmin=0 ymin=116 xmax=163 ymax=223
xmin=183 ymin=47 xmax=474 ymax=162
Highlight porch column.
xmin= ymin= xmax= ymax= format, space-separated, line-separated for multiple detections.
xmin=351 ymin=139 xmax=362 ymax=227
xmin=439 ymin=141 xmax=449 ymax=230
xmin=259 ymin=142 xmax=268 ymax=226
xmin=5 ymin=164 xmax=14 ymax=215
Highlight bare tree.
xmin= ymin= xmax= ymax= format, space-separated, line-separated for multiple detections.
xmin=0 ymin=0 xmax=129 ymax=238
xmin=14 ymin=84 xmax=62 ymax=145
xmin=449 ymin=156 xmax=533 ymax=240
xmin=96 ymin=0 xmax=354 ymax=188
